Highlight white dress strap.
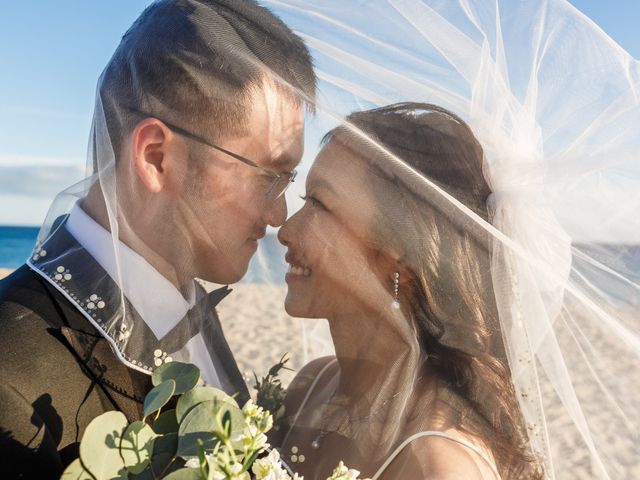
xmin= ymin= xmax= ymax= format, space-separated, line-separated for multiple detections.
xmin=282 ymin=363 xmax=499 ymax=480
xmin=371 ymin=431 xmax=500 ymax=480
xmin=281 ymin=358 xmax=338 ymax=449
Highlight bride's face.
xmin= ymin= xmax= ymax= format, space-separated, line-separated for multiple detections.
xmin=278 ymin=141 xmax=390 ymax=319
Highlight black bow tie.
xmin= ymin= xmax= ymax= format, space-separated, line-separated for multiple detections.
xmin=138 ymin=284 xmax=232 ymax=354
xmin=186 ymin=285 xmax=233 ymax=328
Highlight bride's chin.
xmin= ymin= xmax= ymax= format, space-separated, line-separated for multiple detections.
xmin=283 ymin=297 xmax=303 ymax=317
xmin=284 ymin=293 xmax=316 ymax=319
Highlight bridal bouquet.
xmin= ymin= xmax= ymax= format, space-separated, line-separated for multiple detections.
xmin=61 ymin=361 xmax=367 ymax=480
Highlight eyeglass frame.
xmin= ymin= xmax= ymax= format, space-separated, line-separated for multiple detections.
xmin=126 ymin=108 xmax=298 ymax=200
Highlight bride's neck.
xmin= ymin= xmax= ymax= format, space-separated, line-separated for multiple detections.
xmin=328 ymin=308 xmax=419 ymax=400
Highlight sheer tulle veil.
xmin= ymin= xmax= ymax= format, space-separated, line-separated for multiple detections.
xmin=261 ymin=1 xmax=640 ymax=479
xmin=30 ymin=1 xmax=639 ymax=479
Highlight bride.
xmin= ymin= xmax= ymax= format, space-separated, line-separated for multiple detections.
xmin=275 ymin=102 xmax=542 ymax=480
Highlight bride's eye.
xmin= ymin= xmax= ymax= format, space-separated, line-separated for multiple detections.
xmin=299 ymin=194 xmax=326 ymax=210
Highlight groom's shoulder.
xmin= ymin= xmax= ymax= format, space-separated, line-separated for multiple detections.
xmin=0 ymin=264 xmax=45 ymax=301
xmin=1 ymin=263 xmax=60 ymax=307
xmin=0 ymin=265 xmax=78 ymax=384
xmin=0 ymin=264 xmax=65 ymax=334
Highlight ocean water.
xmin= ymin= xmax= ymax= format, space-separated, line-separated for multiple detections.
xmin=0 ymin=226 xmax=287 ymax=282
xmin=2 ymin=225 xmax=635 ymax=292
xmin=0 ymin=225 xmax=39 ymax=269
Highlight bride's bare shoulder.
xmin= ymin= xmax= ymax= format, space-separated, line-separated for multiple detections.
xmin=380 ymin=431 xmax=499 ymax=480
xmin=283 ymin=356 xmax=337 ymax=410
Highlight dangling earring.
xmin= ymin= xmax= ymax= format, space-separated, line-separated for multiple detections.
xmin=392 ymin=272 xmax=400 ymax=309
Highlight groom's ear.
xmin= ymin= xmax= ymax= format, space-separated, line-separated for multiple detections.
xmin=130 ymin=118 xmax=178 ymax=193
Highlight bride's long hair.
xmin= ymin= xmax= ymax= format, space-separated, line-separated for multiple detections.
xmin=323 ymin=102 xmax=543 ymax=479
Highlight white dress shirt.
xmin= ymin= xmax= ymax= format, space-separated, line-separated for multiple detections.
xmin=65 ymin=203 xmax=223 ymax=387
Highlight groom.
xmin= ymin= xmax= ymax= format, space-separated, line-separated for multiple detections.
xmin=0 ymin=0 xmax=315 ymax=477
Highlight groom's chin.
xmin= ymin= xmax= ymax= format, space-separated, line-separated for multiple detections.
xmin=198 ymin=259 xmax=250 ymax=285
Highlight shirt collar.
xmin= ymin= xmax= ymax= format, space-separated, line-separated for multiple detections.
xmin=65 ymin=202 xmax=198 ymax=340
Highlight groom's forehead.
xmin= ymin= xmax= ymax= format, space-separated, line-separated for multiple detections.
xmin=242 ymin=88 xmax=304 ymax=168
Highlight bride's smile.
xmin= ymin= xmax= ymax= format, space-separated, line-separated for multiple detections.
xmin=278 ymin=141 xmax=393 ymax=321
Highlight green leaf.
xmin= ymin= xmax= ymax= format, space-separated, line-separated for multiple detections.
xmin=152 ymin=362 xmax=200 ymax=395
xmin=176 ymin=386 xmax=237 ymax=424
xmin=119 ymin=420 xmax=157 ymax=475
xmin=153 ymin=432 xmax=179 ymax=456
xmin=79 ymin=411 xmax=128 ymax=480
xmin=144 ymin=379 xmax=176 ymax=418
xmin=130 ymin=449 xmax=183 ymax=480
xmin=163 ymin=468 xmax=205 ymax=480
xmin=176 ymin=399 xmax=244 ymax=459
xmin=243 ymin=449 xmax=262 ymax=470
xmin=60 ymin=458 xmax=93 ymax=480
xmin=153 ymin=409 xmax=179 ymax=434
xmin=196 ymin=438 xmax=206 ymax=470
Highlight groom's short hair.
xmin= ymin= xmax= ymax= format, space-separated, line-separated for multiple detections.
xmin=99 ymin=0 xmax=315 ymax=158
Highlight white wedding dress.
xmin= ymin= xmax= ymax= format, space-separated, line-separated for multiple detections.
xmin=282 ymin=359 xmax=501 ymax=480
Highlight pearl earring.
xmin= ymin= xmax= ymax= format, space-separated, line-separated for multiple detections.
xmin=392 ymin=272 xmax=400 ymax=309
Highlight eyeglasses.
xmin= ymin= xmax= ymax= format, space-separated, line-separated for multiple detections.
xmin=128 ymin=109 xmax=297 ymax=200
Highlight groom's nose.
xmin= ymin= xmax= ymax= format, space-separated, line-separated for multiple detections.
xmin=263 ymin=195 xmax=288 ymax=227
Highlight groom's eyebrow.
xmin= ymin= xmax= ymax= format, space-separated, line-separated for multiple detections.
xmin=270 ymin=154 xmax=298 ymax=172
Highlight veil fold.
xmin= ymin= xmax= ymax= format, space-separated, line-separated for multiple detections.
xmin=30 ymin=1 xmax=639 ymax=478
xmin=262 ymin=1 xmax=640 ymax=478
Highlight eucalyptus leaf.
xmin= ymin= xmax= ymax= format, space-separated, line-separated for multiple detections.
xmin=129 ymin=452 xmax=184 ymax=480
xmin=176 ymin=399 xmax=244 ymax=459
xmin=79 ymin=411 xmax=128 ymax=480
xmin=163 ymin=468 xmax=205 ymax=480
xmin=144 ymin=379 xmax=176 ymax=418
xmin=153 ymin=408 xmax=179 ymax=434
xmin=152 ymin=362 xmax=200 ymax=395
xmin=135 ymin=433 xmax=178 ymax=479
xmin=60 ymin=458 xmax=93 ymax=480
xmin=176 ymin=386 xmax=236 ymax=424
xmin=119 ymin=420 xmax=157 ymax=474
xmin=153 ymin=432 xmax=179 ymax=456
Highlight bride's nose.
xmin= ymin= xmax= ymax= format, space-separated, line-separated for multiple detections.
xmin=277 ymin=210 xmax=299 ymax=246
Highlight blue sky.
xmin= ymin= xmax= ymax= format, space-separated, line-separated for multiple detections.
xmin=0 ymin=0 xmax=638 ymax=227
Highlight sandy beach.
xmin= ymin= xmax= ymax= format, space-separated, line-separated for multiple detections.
xmin=218 ymin=284 xmax=640 ymax=478
xmin=207 ymin=282 xmax=332 ymax=387
xmin=0 ymin=268 xmax=637 ymax=477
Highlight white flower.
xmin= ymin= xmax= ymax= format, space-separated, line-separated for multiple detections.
xmin=208 ymin=459 xmax=251 ymax=480
xmin=326 ymin=461 xmax=369 ymax=480
xmin=252 ymin=449 xmax=294 ymax=480
xmin=243 ymin=399 xmax=274 ymax=433
xmin=209 ymin=470 xmax=227 ymax=480
xmin=228 ymin=462 xmax=251 ymax=480
xmin=243 ymin=399 xmax=261 ymax=417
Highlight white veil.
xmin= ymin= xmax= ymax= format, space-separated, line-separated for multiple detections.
xmin=261 ymin=1 xmax=640 ymax=479
xmin=27 ymin=1 xmax=638 ymax=478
